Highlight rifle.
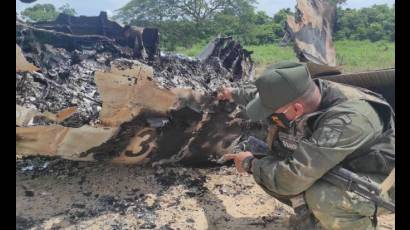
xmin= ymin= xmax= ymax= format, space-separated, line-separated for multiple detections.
xmin=238 ymin=136 xmax=395 ymax=213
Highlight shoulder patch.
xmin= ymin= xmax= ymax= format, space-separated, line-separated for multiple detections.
xmin=317 ymin=126 xmax=343 ymax=147
xmin=338 ymin=114 xmax=352 ymax=125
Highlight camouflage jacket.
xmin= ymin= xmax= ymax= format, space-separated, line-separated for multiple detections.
xmin=232 ymin=79 xmax=395 ymax=197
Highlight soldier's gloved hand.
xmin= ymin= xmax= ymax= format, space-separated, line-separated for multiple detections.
xmin=223 ymin=151 xmax=254 ymax=173
xmin=216 ymin=87 xmax=234 ymax=101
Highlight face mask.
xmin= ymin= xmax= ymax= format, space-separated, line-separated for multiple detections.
xmin=271 ymin=106 xmax=293 ymax=128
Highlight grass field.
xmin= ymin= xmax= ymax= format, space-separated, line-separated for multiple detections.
xmin=334 ymin=40 xmax=395 ymax=72
xmin=175 ymin=40 xmax=395 ymax=73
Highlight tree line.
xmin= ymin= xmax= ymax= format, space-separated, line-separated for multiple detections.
xmin=20 ymin=3 xmax=77 ymax=21
xmin=19 ymin=1 xmax=394 ymax=50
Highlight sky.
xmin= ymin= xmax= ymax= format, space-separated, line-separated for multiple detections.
xmin=16 ymin=0 xmax=394 ymax=18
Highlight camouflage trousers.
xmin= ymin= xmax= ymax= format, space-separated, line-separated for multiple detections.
xmin=304 ymin=174 xmax=395 ymax=230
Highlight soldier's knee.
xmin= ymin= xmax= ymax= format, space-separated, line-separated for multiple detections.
xmin=304 ymin=181 xmax=374 ymax=230
xmin=305 ymin=180 xmax=339 ymax=213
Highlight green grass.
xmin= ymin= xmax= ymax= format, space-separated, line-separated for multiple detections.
xmin=335 ymin=40 xmax=395 ymax=72
xmin=174 ymin=41 xmax=209 ymax=57
xmin=175 ymin=40 xmax=395 ymax=73
xmin=244 ymin=44 xmax=298 ymax=65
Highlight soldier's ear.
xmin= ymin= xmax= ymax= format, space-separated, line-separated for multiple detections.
xmin=293 ymin=102 xmax=304 ymax=117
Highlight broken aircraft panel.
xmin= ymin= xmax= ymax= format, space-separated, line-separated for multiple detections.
xmin=197 ymin=36 xmax=255 ymax=81
xmin=16 ymin=105 xmax=77 ymax=126
xmin=286 ymin=0 xmax=337 ymax=66
xmin=16 ymin=105 xmax=38 ymax=127
xmin=16 ymin=58 xmax=265 ymax=164
xmin=94 ymin=59 xmax=178 ymax=127
xmin=33 ymin=12 xmax=160 ymax=61
xmin=16 ymin=125 xmax=118 ymax=161
xmin=16 ymin=44 xmax=39 ymax=73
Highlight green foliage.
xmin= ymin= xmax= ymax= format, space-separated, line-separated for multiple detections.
xmin=21 ymin=3 xmax=77 ymax=22
xmin=273 ymin=8 xmax=292 ymax=24
xmin=21 ymin=4 xmax=59 ymax=22
xmin=327 ymin=0 xmax=347 ymax=6
xmin=334 ymin=4 xmax=394 ymax=42
xmin=211 ymin=1 xmax=257 ymax=44
xmin=174 ymin=40 xmax=209 ymax=56
xmin=176 ymin=40 xmax=395 ymax=72
xmin=244 ymin=44 xmax=297 ymax=64
xmin=21 ymin=1 xmax=395 ymax=51
xmin=114 ymin=0 xmax=395 ymax=50
xmin=114 ymin=0 xmax=269 ymax=50
xmin=113 ymin=0 xmax=239 ymax=50
xmin=197 ymin=6 xmax=291 ymax=46
xmin=112 ymin=0 xmax=180 ymax=25
xmin=334 ymin=40 xmax=394 ymax=72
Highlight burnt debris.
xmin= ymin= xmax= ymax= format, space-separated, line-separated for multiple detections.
xmin=16 ymin=12 xmax=255 ymax=127
xmin=16 ymin=12 xmax=262 ymax=165
xmin=16 ymin=8 xmax=394 ymax=165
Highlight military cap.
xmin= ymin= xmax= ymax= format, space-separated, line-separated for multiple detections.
xmin=246 ymin=61 xmax=314 ymax=121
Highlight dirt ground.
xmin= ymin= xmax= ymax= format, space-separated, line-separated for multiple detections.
xmin=16 ymin=157 xmax=395 ymax=230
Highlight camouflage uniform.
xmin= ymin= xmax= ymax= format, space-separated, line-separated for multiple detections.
xmin=232 ymin=79 xmax=395 ymax=229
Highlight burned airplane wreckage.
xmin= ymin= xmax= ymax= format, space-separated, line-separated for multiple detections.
xmin=16 ymin=12 xmax=259 ymax=165
xmin=16 ymin=0 xmax=395 ymax=166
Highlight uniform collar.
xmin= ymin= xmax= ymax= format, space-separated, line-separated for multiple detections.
xmin=276 ymin=79 xmax=345 ymax=131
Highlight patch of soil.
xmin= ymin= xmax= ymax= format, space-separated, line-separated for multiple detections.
xmin=16 ymin=159 xmax=394 ymax=229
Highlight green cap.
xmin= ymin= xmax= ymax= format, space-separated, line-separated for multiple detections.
xmin=246 ymin=61 xmax=314 ymax=121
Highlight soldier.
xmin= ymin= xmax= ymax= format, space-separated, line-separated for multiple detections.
xmin=218 ymin=61 xmax=395 ymax=229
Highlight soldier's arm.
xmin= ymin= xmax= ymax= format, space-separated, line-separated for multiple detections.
xmin=231 ymin=83 xmax=258 ymax=106
xmin=251 ymin=101 xmax=384 ymax=196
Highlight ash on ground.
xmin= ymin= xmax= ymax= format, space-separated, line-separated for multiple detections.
xmin=16 ymin=159 xmax=395 ymax=230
